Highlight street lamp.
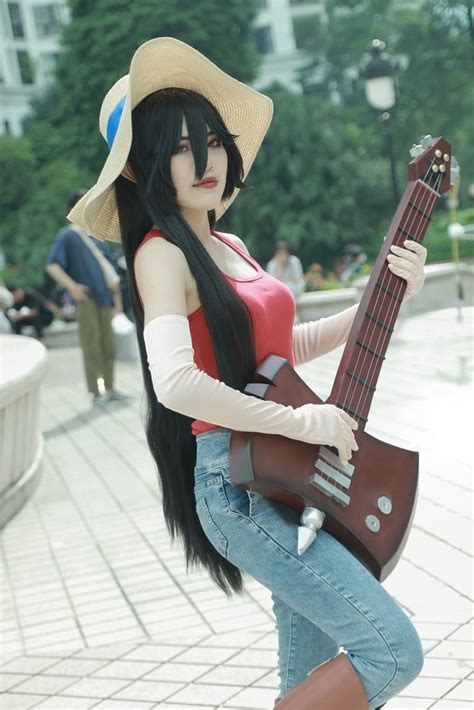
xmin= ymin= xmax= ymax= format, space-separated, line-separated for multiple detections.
xmin=360 ymin=39 xmax=400 ymax=205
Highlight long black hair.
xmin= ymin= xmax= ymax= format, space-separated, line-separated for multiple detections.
xmin=115 ymin=88 xmax=257 ymax=595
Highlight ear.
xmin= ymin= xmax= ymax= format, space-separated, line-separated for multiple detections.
xmin=121 ymin=162 xmax=136 ymax=183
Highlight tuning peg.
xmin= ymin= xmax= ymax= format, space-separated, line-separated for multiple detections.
xmin=297 ymin=506 xmax=326 ymax=555
xmin=409 ymin=143 xmax=423 ymax=158
xmin=421 ymin=135 xmax=434 ymax=149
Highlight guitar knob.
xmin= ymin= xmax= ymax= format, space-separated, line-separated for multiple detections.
xmin=297 ymin=507 xmax=326 ymax=555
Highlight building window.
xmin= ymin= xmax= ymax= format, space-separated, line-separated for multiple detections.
xmin=41 ymin=52 xmax=59 ymax=82
xmin=33 ymin=4 xmax=63 ymax=37
xmin=292 ymin=14 xmax=320 ymax=50
xmin=17 ymin=50 xmax=35 ymax=84
xmin=254 ymin=26 xmax=273 ymax=55
xmin=8 ymin=2 xmax=25 ymax=38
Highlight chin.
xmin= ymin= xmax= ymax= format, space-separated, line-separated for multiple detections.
xmin=190 ymin=196 xmax=224 ymax=211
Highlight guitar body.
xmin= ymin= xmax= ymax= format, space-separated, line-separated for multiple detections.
xmin=229 ymin=357 xmax=418 ymax=581
xmin=229 ymin=135 xmax=454 ymax=581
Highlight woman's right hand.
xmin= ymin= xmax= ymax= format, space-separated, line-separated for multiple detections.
xmin=294 ymin=403 xmax=358 ymax=466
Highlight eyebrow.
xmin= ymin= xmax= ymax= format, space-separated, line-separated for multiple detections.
xmin=180 ymin=131 xmax=214 ymax=140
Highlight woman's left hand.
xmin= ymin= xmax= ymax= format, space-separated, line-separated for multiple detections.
xmin=386 ymin=240 xmax=427 ymax=301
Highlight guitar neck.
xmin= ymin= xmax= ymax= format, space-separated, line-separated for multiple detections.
xmin=327 ymin=179 xmax=441 ymax=430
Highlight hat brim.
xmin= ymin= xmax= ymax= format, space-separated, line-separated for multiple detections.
xmin=68 ymin=37 xmax=273 ymax=243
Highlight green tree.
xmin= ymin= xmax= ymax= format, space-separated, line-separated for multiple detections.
xmin=0 ymin=135 xmax=89 ymax=287
xmin=32 ymin=0 xmax=262 ymax=174
xmin=222 ymin=90 xmax=393 ymax=271
xmin=0 ymin=135 xmax=37 ymax=273
xmin=299 ymin=0 xmax=474 ymax=202
xmin=8 ymin=0 xmax=261 ymax=285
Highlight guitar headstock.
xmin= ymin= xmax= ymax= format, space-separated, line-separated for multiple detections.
xmin=408 ymin=135 xmax=458 ymax=195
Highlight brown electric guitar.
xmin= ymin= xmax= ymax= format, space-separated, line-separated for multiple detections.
xmin=229 ymin=136 xmax=458 ymax=581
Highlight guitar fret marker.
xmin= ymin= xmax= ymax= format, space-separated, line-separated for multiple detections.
xmin=408 ymin=201 xmax=431 ymax=220
xmin=375 ymin=281 xmax=403 ymax=303
xmin=346 ymin=370 xmax=376 ymax=392
xmin=365 ymin=311 xmax=394 ymax=333
xmin=336 ymin=401 xmax=368 ymax=423
xmin=399 ymin=226 xmax=417 ymax=240
xmin=355 ymin=339 xmax=386 ymax=360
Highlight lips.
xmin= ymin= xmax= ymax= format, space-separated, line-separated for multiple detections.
xmin=195 ymin=178 xmax=218 ymax=188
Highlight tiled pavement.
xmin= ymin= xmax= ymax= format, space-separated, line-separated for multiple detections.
xmin=1 ymin=306 xmax=473 ymax=709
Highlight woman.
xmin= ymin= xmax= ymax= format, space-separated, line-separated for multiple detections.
xmin=69 ymin=38 xmax=426 ymax=709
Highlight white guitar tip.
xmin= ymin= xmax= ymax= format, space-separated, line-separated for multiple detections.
xmin=297 ymin=526 xmax=316 ymax=555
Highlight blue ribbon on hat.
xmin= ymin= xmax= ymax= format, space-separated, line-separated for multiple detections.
xmin=106 ymin=95 xmax=127 ymax=149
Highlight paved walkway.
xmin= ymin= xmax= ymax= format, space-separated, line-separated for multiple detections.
xmin=1 ymin=307 xmax=473 ymax=709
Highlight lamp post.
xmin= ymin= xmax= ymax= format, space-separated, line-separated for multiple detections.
xmin=360 ymin=39 xmax=400 ymax=206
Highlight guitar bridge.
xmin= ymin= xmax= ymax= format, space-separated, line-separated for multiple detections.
xmin=310 ymin=446 xmax=354 ymax=507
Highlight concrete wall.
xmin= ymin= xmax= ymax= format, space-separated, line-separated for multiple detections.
xmin=0 ymin=335 xmax=48 ymax=527
xmin=296 ymin=262 xmax=474 ymax=321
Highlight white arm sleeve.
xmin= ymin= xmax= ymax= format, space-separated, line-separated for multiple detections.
xmin=143 ymin=314 xmax=348 ymax=446
xmin=292 ymin=304 xmax=358 ymax=366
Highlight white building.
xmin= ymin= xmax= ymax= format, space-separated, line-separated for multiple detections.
xmin=0 ymin=0 xmax=322 ymax=136
xmin=253 ymin=0 xmax=324 ymax=92
xmin=0 ymin=0 xmax=69 ymax=135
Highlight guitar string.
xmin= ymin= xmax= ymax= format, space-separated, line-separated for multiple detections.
xmin=339 ymin=159 xmax=439 ymax=422
xmin=336 ymin=174 xmax=427 ymax=418
xmin=315 ymin=164 xmax=435 ymax=490
xmin=347 ymin=166 xmax=441 ymax=422
xmin=344 ymin=168 xmax=436 ymax=428
xmin=321 ymin=164 xmax=441 ymax=501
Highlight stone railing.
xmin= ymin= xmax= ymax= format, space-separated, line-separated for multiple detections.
xmin=39 ymin=319 xmax=139 ymax=361
xmin=297 ymin=262 xmax=473 ymax=321
xmin=0 ymin=335 xmax=48 ymax=528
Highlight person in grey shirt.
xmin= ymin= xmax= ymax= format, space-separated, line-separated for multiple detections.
xmin=266 ymin=240 xmax=305 ymax=299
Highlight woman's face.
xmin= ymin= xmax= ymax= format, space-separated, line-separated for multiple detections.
xmin=170 ymin=117 xmax=228 ymax=215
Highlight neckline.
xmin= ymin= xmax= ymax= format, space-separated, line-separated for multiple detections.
xmin=211 ymin=230 xmax=262 ymax=282
xmin=146 ymin=228 xmax=263 ymax=283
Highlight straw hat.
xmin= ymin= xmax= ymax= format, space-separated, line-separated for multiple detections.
xmin=67 ymin=36 xmax=274 ymax=243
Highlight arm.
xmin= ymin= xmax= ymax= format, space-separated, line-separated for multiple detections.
xmin=136 ymin=239 xmax=358 ymax=463
xmin=220 ymin=234 xmax=355 ymax=363
xmin=292 ymin=305 xmax=358 ymax=365
xmin=111 ymin=287 xmax=123 ymax=314
xmin=45 ymin=263 xmax=89 ymax=302
xmin=292 ymin=240 xmax=428 ymax=365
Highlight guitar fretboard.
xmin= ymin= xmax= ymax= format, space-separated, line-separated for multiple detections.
xmin=327 ymin=179 xmax=440 ymax=429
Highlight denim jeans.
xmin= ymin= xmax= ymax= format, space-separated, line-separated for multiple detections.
xmin=194 ymin=428 xmax=423 ymax=708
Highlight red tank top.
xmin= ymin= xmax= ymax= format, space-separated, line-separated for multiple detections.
xmin=136 ymin=228 xmax=296 ymax=436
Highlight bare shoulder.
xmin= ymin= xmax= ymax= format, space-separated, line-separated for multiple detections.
xmin=218 ymin=231 xmax=250 ymax=255
xmin=134 ymin=237 xmax=188 ymax=324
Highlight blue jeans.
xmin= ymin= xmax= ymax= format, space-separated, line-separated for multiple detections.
xmin=194 ymin=428 xmax=423 ymax=708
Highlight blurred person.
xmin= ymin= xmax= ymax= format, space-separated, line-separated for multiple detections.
xmin=67 ymin=38 xmax=428 ymax=709
xmin=5 ymin=284 xmax=55 ymax=339
xmin=339 ymin=243 xmax=367 ymax=284
xmin=266 ymin=240 xmax=305 ymax=299
xmin=0 ymin=280 xmax=14 ymax=333
xmin=45 ymin=191 xmax=126 ymax=405
xmin=110 ymin=250 xmax=134 ymax=321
